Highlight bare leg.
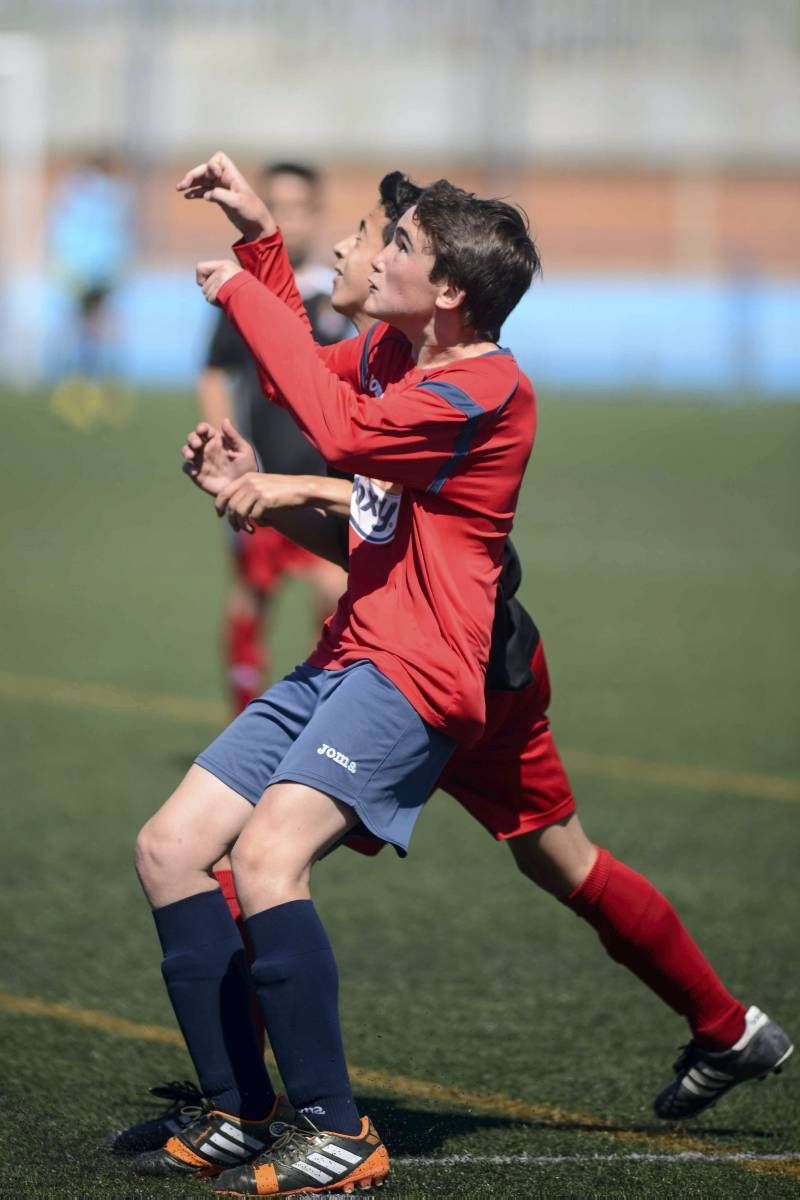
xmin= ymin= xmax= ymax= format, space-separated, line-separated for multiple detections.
xmin=508 ymin=813 xmax=597 ymax=897
xmin=232 ymin=781 xmax=357 ymax=914
xmin=136 ymin=764 xmax=253 ymax=907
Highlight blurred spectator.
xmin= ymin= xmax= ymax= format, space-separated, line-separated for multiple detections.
xmin=48 ymin=152 xmax=133 ymax=380
xmin=197 ymin=162 xmax=350 ymax=713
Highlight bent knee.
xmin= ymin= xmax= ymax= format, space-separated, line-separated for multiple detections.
xmin=229 ymin=832 xmax=262 ymax=883
xmin=509 ymin=820 xmax=598 ymax=898
xmin=135 ymin=809 xmax=210 ymax=892
xmin=135 ymin=816 xmax=176 ymax=890
xmin=230 ymin=829 xmax=282 ymax=885
xmin=231 ymin=826 xmax=310 ymax=898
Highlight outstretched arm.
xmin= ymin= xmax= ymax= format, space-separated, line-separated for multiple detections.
xmin=204 ymin=269 xmax=505 ymax=489
xmin=215 ymin=472 xmax=352 ymax=568
xmin=215 ymin=471 xmax=351 ymax=530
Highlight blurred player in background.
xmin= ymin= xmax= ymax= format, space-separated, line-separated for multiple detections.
xmin=48 ymin=153 xmax=134 ymax=428
xmin=197 ymin=161 xmax=349 ymax=714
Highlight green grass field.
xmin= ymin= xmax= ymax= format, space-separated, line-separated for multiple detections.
xmin=1 ymin=384 xmax=798 ymax=1199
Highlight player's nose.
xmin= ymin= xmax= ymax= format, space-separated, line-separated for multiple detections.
xmin=333 ymin=234 xmax=355 ymax=262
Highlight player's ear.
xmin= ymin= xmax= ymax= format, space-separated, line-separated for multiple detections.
xmin=434 ymin=280 xmax=466 ymax=314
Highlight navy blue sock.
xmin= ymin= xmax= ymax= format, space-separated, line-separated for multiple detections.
xmin=246 ymin=900 xmax=360 ymax=1134
xmin=154 ymin=888 xmax=275 ymax=1119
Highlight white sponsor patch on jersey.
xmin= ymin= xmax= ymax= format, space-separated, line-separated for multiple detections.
xmin=349 ymin=475 xmax=402 ymax=544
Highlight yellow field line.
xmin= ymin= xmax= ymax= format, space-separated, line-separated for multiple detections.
xmin=0 ymin=988 xmax=796 ymax=1179
xmin=563 ymin=749 xmax=800 ymax=805
xmin=0 ymin=669 xmax=798 ymax=804
xmin=0 ymin=670 xmax=226 ymax=726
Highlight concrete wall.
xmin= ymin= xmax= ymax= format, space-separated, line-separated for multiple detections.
xmin=2 ymin=0 xmax=799 ymax=165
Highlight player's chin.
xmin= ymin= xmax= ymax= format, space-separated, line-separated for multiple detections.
xmin=331 ymin=278 xmax=353 ymax=314
xmin=363 ymin=289 xmax=387 ymax=318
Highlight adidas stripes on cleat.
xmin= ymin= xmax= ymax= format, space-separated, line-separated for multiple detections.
xmin=105 ymin=1079 xmax=204 ymax=1154
xmin=134 ymin=1093 xmax=295 ymax=1179
xmin=214 ymin=1113 xmax=390 ymax=1196
xmin=654 ymin=1005 xmax=794 ymax=1119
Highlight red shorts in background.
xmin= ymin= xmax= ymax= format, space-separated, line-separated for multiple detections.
xmin=440 ymin=641 xmax=575 ymax=839
xmin=344 ymin=641 xmax=576 ymax=856
xmin=235 ymin=525 xmax=321 ymax=594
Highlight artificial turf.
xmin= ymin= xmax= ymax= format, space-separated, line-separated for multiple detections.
xmin=1 ymin=384 xmax=798 ymax=1198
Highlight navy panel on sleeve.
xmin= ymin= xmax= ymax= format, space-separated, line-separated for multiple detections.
xmin=416 ymin=379 xmax=487 ymax=495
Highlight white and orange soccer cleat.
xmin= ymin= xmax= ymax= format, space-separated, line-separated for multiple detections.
xmin=133 ymin=1093 xmax=296 ymax=1179
xmin=214 ymin=1112 xmax=389 ymax=1196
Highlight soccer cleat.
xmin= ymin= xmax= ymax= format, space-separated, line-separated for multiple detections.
xmin=654 ymin=1005 xmax=794 ymax=1119
xmin=133 ymin=1093 xmax=296 ymax=1179
xmin=214 ymin=1112 xmax=390 ymax=1196
xmin=105 ymin=1079 xmax=205 ymax=1154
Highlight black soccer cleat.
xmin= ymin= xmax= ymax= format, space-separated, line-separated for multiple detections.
xmin=133 ymin=1093 xmax=295 ymax=1179
xmin=654 ymin=1005 xmax=794 ymax=1119
xmin=214 ymin=1112 xmax=390 ymax=1195
xmin=105 ymin=1079 xmax=205 ymax=1154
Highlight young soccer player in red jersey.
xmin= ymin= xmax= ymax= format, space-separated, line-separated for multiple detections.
xmin=131 ymin=160 xmax=538 ymax=1196
xmin=111 ymin=164 xmax=791 ymax=1171
xmin=182 ymin=159 xmax=791 ymax=1127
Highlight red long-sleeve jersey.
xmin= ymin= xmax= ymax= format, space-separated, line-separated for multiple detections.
xmin=217 ymin=235 xmax=535 ymax=744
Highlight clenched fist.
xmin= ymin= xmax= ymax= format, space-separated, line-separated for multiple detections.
xmin=196 ymin=259 xmax=242 ymax=305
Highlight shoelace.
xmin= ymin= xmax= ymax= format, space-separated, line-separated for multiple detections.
xmin=177 ymin=1098 xmax=214 ymax=1128
xmin=671 ymin=1042 xmax=700 ymax=1074
xmin=149 ymin=1080 xmax=204 ymax=1106
xmin=144 ymin=1080 xmax=209 ymax=1125
xmin=263 ymin=1120 xmax=321 ymax=1166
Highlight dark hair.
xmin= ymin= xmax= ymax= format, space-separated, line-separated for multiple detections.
xmin=262 ymin=161 xmax=321 ymax=191
xmin=413 ymin=180 xmax=541 ymax=342
xmin=378 ymin=171 xmax=423 ymax=244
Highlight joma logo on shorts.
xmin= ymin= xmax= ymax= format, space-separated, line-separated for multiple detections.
xmin=317 ymin=743 xmax=358 ymax=774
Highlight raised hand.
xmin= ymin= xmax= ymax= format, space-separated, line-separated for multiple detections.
xmin=196 ymin=259 xmax=242 ymax=304
xmin=177 ymin=151 xmax=276 ymax=242
xmin=181 ymin=418 xmax=258 ymax=497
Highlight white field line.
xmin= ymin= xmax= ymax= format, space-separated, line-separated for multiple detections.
xmin=395 ymin=1152 xmax=800 ymax=1167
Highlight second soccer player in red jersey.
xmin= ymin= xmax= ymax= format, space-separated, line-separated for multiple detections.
xmin=187 ymin=163 xmax=793 ymax=1129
